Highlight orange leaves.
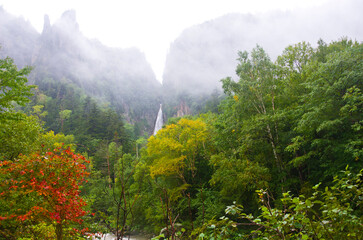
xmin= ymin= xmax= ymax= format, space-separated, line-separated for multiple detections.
xmin=0 ymin=146 xmax=90 ymax=228
xmin=0 ymin=160 xmax=11 ymax=167
xmin=17 ymin=215 xmax=28 ymax=221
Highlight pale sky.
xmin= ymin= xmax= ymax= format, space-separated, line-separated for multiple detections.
xmin=0 ymin=0 xmax=329 ymax=82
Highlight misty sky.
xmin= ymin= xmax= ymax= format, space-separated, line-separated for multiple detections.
xmin=0 ymin=0 xmax=345 ymax=82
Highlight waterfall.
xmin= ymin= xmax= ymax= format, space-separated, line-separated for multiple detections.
xmin=153 ymin=104 xmax=163 ymax=135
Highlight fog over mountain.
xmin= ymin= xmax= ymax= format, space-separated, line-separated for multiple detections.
xmin=1 ymin=0 xmax=362 ymax=123
xmin=163 ymin=0 xmax=363 ymax=96
xmin=0 ymin=7 xmax=162 ymax=130
xmin=0 ymin=7 xmax=38 ymax=67
xmin=34 ymin=11 xmax=161 ymax=113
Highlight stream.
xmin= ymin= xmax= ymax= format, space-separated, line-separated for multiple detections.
xmin=92 ymin=233 xmax=149 ymax=240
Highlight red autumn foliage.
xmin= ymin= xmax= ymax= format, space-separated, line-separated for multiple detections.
xmin=0 ymin=147 xmax=90 ymax=227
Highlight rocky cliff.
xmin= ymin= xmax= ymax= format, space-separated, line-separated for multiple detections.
xmin=0 ymin=8 xmax=162 ymax=133
xmin=162 ymin=1 xmax=363 ymax=97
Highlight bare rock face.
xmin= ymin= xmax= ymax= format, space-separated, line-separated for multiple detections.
xmin=60 ymin=10 xmax=78 ymax=28
xmin=0 ymin=8 xmax=162 ymax=134
xmin=0 ymin=6 xmax=38 ymax=67
xmin=162 ymin=0 xmax=363 ymax=97
xmin=42 ymin=14 xmax=51 ymax=33
xmin=176 ymin=101 xmax=191 ymax=117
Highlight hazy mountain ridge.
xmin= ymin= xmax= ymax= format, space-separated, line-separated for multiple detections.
xmin=162 ymin=0 xmax=363 ymax=96
xmin=35 ymin=11 xmax=161 ymax=114
xmin=0 ymin=8 xmax=162 ymax=132
xmin=0 ymin=7 xmax=38 ymax=67
xmin=1 ymin=1 xmax=363 ymax=127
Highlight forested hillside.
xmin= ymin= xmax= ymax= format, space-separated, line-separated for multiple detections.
xmin=0 ymin=8 xmax=162 ymax=135
xmin=0 ymin=1 xmax=362 ymax=239
xmin=161 ymin=0 xmax=363 ymax=119
xmin=139 ymin=39 xmax=363 ymax=239
xmin=1 ymin=36 xmax=362 ymax=239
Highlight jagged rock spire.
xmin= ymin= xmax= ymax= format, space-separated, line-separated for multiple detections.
xmin=59 ymin=10 xmax=79 ymax=30
xmin=42 ymin=14 xmax=51 ymax=34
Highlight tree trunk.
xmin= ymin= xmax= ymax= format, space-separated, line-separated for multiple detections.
xmin=55 ymin=223 xmax=63 ymax=240
xmin=107 ymin=152 xmax=111 ymax=189
xmin=187 ymin=193 xmax=194 ymax=231
xmin=201 ymin=188 xmax=205 ymax=225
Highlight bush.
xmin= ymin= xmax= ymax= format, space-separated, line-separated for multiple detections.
xmin=195 ymin=168 xmax=363 ymax=239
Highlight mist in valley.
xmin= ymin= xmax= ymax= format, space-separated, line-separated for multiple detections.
xmin=162 ymin=0 xmax=363 ymax=97
xmin=0 ymin=8 xmax=162 ymax=133
xmin=0 ymin=0 xmax=362 ymax=127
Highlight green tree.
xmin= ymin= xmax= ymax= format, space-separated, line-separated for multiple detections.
xmin=225 ymin=46 xmax=283 ymax=175
xmin=145 ymin=118 xmax=213 ymax=236
xmin=214 ymin=46 xmax=283 ymax=203
xmin=287 ymin=41 xmax=363 ymax=181
xmin=0 ymin=113 xmax=43 ymax=160
xmin=0 ymin=56 xmax=34 ymax=119
xmin=59 ymin=109 xmax=72 ymax=132
xmin=112 ymin=153 xmax=139 ymax=240
xmin=196 ymin=168 xmax=363 ymax=240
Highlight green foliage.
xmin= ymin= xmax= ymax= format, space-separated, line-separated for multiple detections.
xmin=40 ymin=130 xmax=76 ymax=151
xmin=0 ymin=56 xmax=41 ymax=160
xmin=210 ymin=153 xmax=270 ymax=202
xmin=1 ymin=39 xmax=362 ymax=238
xmin=0 ymin=113 xmax=43 ymax=160
xmin=188 ymin=39 xmax=363 ymax=239
xmin=130 ymin=39 xmax=363 ymax=236
xmin=140 ymin=117 xmax=216 ymax=235
xmin=0 ymin=56 xmax=34 ymax=117
xmin=197 ymin=168 xmax=363 ymax=239
xmin=26 ymin=78 xmax=132 ymax=155
xmin=147 ymin=118 xmax=210 ymax=182
xmin=289 ymin=41 xmax=363 ymax=180
xmin=215 ymin=45 xmax=286 ymax=203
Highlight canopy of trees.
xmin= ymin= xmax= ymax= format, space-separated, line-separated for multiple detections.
xmin=0 ymin=38 xmax=362 ymax=239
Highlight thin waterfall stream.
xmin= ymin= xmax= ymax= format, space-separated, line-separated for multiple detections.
xmin=153 ymin=104 xmax=163 ymax=135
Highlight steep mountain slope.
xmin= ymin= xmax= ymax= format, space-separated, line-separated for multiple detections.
xmin=0 ymin=7 xmax=38 ymax=67
xmin=0 ymin=8 xmax=162 ymax=133
xmin=162 ymin=0 xmax=363 ymax=97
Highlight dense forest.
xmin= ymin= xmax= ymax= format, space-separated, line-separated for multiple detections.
xmin=0 ymin=37 xmax=362 ymax=239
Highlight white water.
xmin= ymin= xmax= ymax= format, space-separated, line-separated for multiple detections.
xmin=92 ymin=233 xmax=143 ymax=240
xmin=153 ymin=104 xmax=163 ymax=135
xmin=92 ymin=233 xmax=118 ymax=240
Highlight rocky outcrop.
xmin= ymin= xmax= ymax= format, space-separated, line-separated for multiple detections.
xmin=0 ymin=8 xmax=162 ymax=133
xmin=0 ymin=6 xmax=38 ymax=68
xmin=162 ymin=1 xmax=363 ymax=97
xmin=176 ymin=100 xmax=191 ymax=117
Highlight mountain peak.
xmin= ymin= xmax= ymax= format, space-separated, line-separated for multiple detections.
xmin=61 ymin=10 xmax=76 ymax=22
xmin=42 ymin=14 xmax=51 ymax=33
xmin=57 ymin=10 xmax=79 ymax=31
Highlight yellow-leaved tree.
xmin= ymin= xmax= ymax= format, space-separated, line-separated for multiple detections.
xmin=147 ymin=118 xmax=208 ymax=182
xmin=146 ymin=118 xmax=210 ymax=236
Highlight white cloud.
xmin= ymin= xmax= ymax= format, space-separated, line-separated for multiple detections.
xmin=0 ymin=0 xmax=331 ymax=82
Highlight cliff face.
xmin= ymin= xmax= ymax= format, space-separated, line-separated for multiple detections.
xmin=162 ymin=1 xmax=363 ymax=97
xmin=0 ymin=7 xmax=38 ymax=67
xmin=0 ymin=8 xmax=162 ymax=133
xmin=176 ymin=100 xmax=191 ymax=117
xmin=34 ymin=10 xmax=161 ymax=101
